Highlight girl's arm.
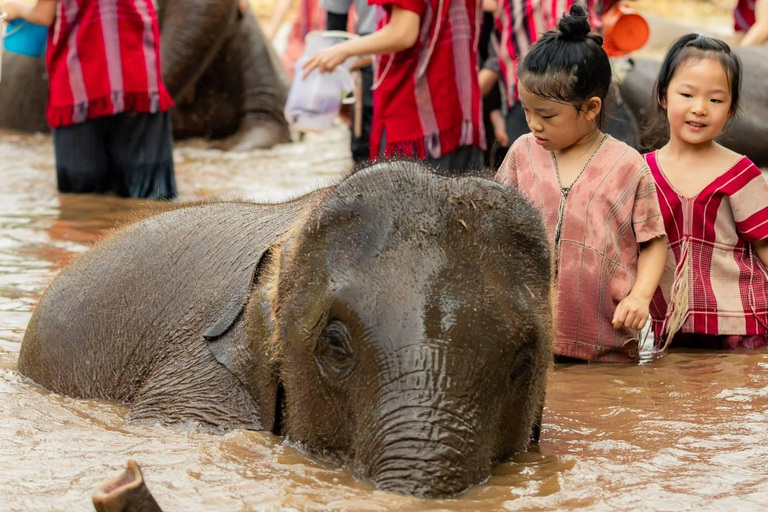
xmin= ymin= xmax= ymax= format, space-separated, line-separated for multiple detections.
xmin=2 ymin=0 xmax=57 ymax=26
xmin=302 ymin=6 xmax=420 ymax=76
xmin=740 ymin=0 xmax=768 ymax=46
xmin=612 ymin=235 xmax=668 ymax=330
xmin=755 ymin=240 xmax=768 ymax=268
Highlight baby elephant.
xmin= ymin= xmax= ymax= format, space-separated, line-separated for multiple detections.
xmin=20 ymin=160 xmax=553 ymax=500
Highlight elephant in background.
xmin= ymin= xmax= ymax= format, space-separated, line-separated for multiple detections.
xmin=618 ymin=46 xmax=768 ymax=166
xmin=0 ymin=0 xmax=290 ymax=150
xmin=20 ymin=160 xmax=553 ymax=499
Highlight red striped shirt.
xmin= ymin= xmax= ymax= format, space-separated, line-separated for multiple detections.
xmin=734 ymin=0 xmax=756 ymax=32
xmin=369 ymin=0 xmax=485 ymax=159
xmin=495 ymin=0 xmax=602 ymax=109
xmin=646 ymin=151 xmax=768 ymax=342
xmin=46 ymin=0 xmax=173 ymax=128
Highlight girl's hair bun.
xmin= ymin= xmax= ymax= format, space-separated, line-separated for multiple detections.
xmin=557 ymin=4 xmax=591 ymax=39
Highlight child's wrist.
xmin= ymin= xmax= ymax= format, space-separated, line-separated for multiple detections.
xmin=627 ymin=292 xmax=652 ymax=303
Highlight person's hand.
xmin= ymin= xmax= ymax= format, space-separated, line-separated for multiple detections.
xmin=2 ymin=1 xmax=28 ymax=21
xmin=612 ymin=295 xmax=650 ymax=330
xmin=302 ymin=45 xmax=350 ymax=78
xmin=490 ymin=109 xmax=509 ymax=147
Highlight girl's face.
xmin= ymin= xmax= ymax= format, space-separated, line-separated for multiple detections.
xmin=518 ymin=82 xmax=601 ymax=152
xmin=664 ymin=57 xmax=733 ymax=147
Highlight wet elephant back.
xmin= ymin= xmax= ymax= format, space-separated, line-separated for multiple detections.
xmin=18 ymin=195 xmax=317 ymax=402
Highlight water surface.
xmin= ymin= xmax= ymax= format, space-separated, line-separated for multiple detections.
xmin=1 ymin=128 xmax=766 ymax=511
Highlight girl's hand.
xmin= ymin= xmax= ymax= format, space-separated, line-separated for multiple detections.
xmin=2 ymin=1 xmax=28 ymax=21
xmin=612 ymin=296 xmax=650 ymax=330
xmin=302 ymin=46 xmax=350 ymax=79
xmin=490 ymin=109 xmax=509 ymax=146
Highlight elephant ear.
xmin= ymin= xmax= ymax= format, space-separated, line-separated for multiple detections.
xmin=202 ymin=245 xmax=270 ymax=344
xmin=203 ymin=295 xmax=248 ymax=342
xmin=203 ymin=245 xmax=283 ymax=433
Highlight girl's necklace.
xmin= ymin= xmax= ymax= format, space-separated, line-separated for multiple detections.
xmin=551 ymin=134 xmax=609 ymax=267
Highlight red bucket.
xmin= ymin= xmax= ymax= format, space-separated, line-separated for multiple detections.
xmin=603 ymin=2 xmax=650 ymax=57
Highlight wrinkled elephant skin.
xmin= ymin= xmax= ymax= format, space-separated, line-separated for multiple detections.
xmin=619 ymin=46 xmax=768 ymax=166
xmin=20 ymin=161 xmax=553 ymax=498
xmin=0 ymin=0 xmax=289 ymax=150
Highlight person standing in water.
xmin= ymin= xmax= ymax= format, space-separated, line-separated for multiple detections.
xmin=495 ymin=5 xmax=668 ymax=363
xmin=643 ymin=34 xmax=768 ymax=351
xmin=3 ymin=0 xmax=176 ymax=199
xmin=302 ymin=0 xmax=486 ymax=173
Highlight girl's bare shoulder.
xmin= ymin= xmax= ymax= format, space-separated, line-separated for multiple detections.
xmin=712 ymin=143 xmax=746 ymax=170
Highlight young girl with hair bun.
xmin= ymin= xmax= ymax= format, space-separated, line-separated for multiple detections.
xmin=643 ymin=34 xmax=768 ymax=351
xmin=495 ymin=4 xmax=668 ymax=363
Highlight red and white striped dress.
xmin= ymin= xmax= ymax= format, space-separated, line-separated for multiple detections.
xmin=369 ymin=0 xmax=485 ymax=159
xmin=46 ymin=0 xmax=173 ymax=128
xmin=645 ymin=151 xmax=768 ymax=345
xmin=494 ymin=0 xmax=602 ymax=109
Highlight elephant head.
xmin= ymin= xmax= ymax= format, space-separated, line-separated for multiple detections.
xmin=211 ymin=161 xmax=554 ymax=497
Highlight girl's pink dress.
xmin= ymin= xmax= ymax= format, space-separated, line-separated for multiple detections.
xmin=645 ymin=151 xmax=768 ymax=349
xmin=495 ymin=134 xmax=666 ymax=363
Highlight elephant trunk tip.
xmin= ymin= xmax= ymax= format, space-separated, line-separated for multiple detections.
xmin=366 ymin=452 xmax=490 ymax=499
xmin=92 ymin=460 xmax=163 ymax=512
xmin=373 ymin=472 xmax=482 ymax=499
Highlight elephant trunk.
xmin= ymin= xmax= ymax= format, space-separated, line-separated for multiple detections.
xmin=361 ymin=403 xmax=489 ymax=498
xmin=358 ymin=340 xmax=491 ymax=498
xmin=158 ymin=0 xmax=239 ymax=100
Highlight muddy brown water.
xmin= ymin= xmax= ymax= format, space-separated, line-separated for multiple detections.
xmin=1 ymin=128 xmax=767 ymax=511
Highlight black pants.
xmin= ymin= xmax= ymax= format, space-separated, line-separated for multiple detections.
xmin=351 ymin=66 xmax=374 ymax=164
xmin=53 ymin=111 xmax=176 ymax=200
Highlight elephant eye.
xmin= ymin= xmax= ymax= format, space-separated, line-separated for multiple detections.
xmin=321 ymin=320 xmax=352 ymax=357
xmin=315 ymin=320 xmax=355 ymax=383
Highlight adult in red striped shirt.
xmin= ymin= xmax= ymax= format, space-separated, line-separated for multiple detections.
xmin=3 ymin=0 xmax=176 ymax=199
xmin=302 ymin=0 xmax=486 ymax=173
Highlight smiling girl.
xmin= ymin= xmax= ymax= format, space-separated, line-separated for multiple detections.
xmin=494 ymin=5 xmax=668 ymax=363
xmin=644 ymin=35 xmax=768 ymax=351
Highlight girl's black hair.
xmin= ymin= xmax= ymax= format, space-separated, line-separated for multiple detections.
xmin=643 ymin=33 xmax=742 ymax=149
xmin=518 ymin=4 xmax=612 ymax=127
